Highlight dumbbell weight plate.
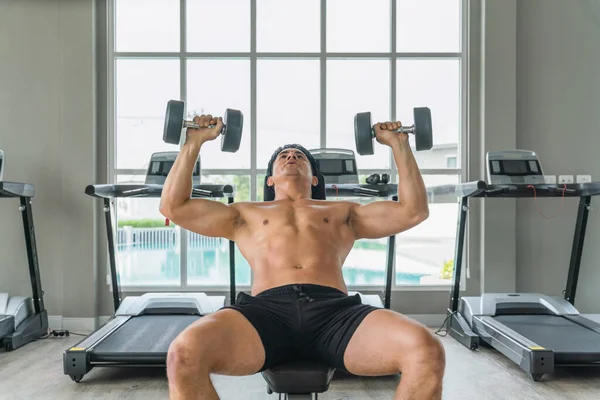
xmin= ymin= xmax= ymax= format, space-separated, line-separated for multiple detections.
xmin=354 ymin=112 xmax=374 ymax=156
xmin=221 ymin=109 xmax=243 ymax=153
xmin=414 ymin=107 xmax=433 ymax=151
xmin=163 ymin=100 xmax=186 ymax=145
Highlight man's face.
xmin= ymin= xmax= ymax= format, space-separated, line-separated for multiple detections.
xmin=268 ymin=148 xmax=317 ymax=189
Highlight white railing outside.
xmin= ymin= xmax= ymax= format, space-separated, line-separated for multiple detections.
xmin=117 ymin=227 xmax=222 ymax=249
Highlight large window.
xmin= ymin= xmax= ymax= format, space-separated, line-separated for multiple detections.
xmin=109 ymin=0 xmax=466 ymax=289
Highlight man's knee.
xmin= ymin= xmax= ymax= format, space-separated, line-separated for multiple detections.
xmin=415 ymin=327 xmax=446 ymax=371
xmin=167 ymin=319 xmax=220 ymax=375
xmin=403 ymin=325 xmax=445 ymax=374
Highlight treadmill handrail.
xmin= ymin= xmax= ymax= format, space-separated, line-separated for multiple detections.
xmin=456 ymin=181 xmax=600 ymax=198
xmin=0 ymin=181 xmax=35 ymax=198
xmin=85 ymin=184 xmax=234 ymax=199
xmin=325 ymin=183 xmax=398 ymax=198
xmin=455 ymin=180 xmax=487 ymax=198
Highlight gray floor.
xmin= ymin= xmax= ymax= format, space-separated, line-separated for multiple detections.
xmin=2 ymin=331 xmax=600 ymax=400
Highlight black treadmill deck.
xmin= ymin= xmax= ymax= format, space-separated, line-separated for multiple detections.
xmin=493 ymin=315 xmax=600 ymax=363
xmin=92 ymin=315 xmax=200 ymax=362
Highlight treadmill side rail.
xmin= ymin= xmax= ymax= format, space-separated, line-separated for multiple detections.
xmin=63 ymin=316 xmax=131 ymax=379
xmin=448 ymin=310 xmax=479 ymax=350
xmin=475 ymin=316 xmax=554 ymax=376
xmin=564 ymin=315 xmax=600 ymax=335
xmin=68 ymin=316 xmax=131 ymax=350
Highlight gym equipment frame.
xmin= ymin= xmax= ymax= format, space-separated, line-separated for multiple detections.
xmin=0 ymin=181 xmax=49 ymax=351
xmin=447 ymin=181 xmax=600 ymax=381
xmin=63 ymin=183 xmax=235 ymax=382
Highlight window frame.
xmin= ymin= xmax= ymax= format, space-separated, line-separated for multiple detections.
xmin=107 ymin=0 xmax=469 ymax=292
xmin=446 ymin=155 xmax=458 ymax=169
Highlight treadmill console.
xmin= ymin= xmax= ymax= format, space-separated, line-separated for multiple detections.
xmin=145 ymin=152 xmax=201 ymax=185
xmin=486 ymin=150 xmax=544 ymax=185
xmin=0 ymin=149 xmax=4 ymax=181
xmin=309 ymin=148 xmax=359 ymax=184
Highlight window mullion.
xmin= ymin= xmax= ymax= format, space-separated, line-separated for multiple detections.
xmin=390 ymin=0 xmax=398 ymax=288
xmin=320 ymin=0 xmax=327 ymax=148
xmin=179 ymin=0 xmax=188 ymax=288
xmin=250 ymin=0 xmax=257 ymax=202
xmin=249 ymin=0 xmax=257 ymax=287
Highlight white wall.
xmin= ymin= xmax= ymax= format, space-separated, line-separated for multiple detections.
xmin=516 ymin=0 xmax=600 ymax=312
xmin=0 ymin=0 xmax=97 ymax=320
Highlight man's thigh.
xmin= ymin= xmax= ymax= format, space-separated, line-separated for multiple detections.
xmin=172 ymin=308 xmax=266 ymax=376
xmin=342 ymin=309 xmax=443 ymax=376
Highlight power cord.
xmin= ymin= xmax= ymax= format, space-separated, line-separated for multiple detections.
xmin=434 ymin=311 xmax=456 ymax=338
xmin=527 ymin=183 xmax=567 ymax=219
xmin=37 ymin=329 xmax=88 ymax=341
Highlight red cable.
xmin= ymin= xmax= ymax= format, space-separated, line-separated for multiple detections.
xmin=526 ymin=184 xmax=567 ymax=219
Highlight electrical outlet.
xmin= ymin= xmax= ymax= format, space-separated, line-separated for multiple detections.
xmin=558 ymin=175 xmax=574 ymax=184
xmin=577 ymin=175 xmax=592 ymax=184
xmin=544 ymin=175 xmax=557 ymax=184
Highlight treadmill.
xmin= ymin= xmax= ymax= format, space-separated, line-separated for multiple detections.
xmin=0 ymin=181 xmax=49 ymax=351
xmin=63 ymin=182 xmax=235 ymax=382
xmin=448 ymin=150 xmax=600 ymax=381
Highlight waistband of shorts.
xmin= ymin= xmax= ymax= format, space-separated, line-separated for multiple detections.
xmin=255 ymin=284 xmax=347 ymax=297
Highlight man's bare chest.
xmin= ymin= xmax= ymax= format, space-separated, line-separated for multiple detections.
xmin=236 ymin=202 xmax=352 ymax=232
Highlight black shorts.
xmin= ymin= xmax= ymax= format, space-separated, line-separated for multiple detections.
xmin=222 ymin=283 xmax=379 ymax=373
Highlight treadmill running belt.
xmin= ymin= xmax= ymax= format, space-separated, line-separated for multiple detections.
xmin=93 ymin=315 xmax=200 ymax=356
xmin=494 ymin=315 xmax=600 ymax=362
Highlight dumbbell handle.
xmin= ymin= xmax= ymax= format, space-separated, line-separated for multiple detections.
xmin=370 ymin=124 xmax=415 ymax=138
xmin=183 ymin=119 xmax=225 ymax=132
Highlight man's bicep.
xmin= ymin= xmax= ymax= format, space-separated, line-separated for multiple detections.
xmin=349 ymin=201 xmax=426 ymax=240
xmin=167 ymin=199 xmax=242 ymax=239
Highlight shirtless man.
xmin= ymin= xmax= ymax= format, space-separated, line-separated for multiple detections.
xmin=160 ymin=114 xmax=445 ymax=400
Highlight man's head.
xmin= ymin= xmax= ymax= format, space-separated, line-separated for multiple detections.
xmin=266 ymin=144 xmax=320 ymax=198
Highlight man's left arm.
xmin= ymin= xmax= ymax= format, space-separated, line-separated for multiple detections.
xmin=350 ymin=122 xmax=429 ymax=239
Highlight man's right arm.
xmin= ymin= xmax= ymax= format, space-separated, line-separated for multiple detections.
xmin=159 ymin=116 xmax=241 ymax=240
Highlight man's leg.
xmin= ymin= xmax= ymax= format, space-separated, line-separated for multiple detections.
xmin=166 ymin=309 xmax=266 ymax=400
xmin=343 ymin=309 xmax=445 ymax=400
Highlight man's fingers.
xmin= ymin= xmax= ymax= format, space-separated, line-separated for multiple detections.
xmin=213 ymin=117 xmax=223 ymax=132
xmin=191 ymin=114 xmax=224 ymax=130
